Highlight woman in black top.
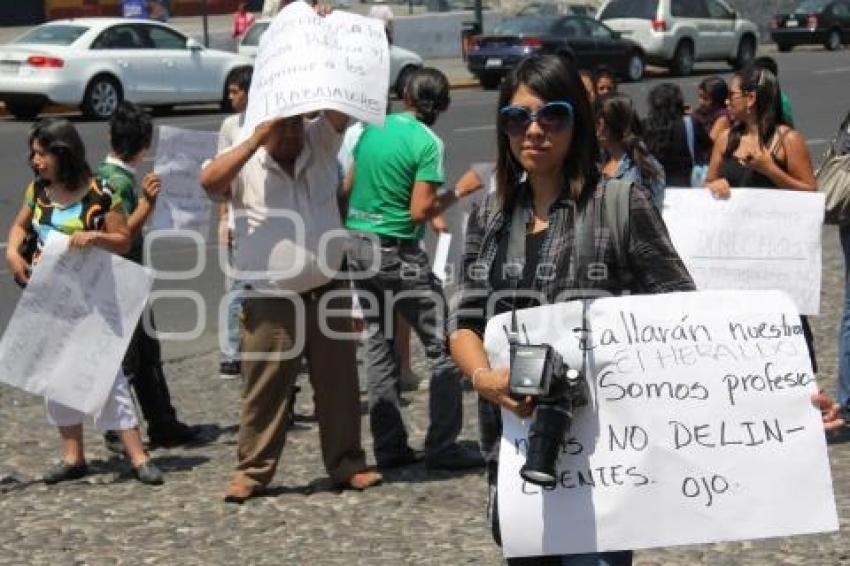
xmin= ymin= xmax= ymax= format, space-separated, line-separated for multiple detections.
xmin=644 ymin=82 xmax=711 ymax=188
xmin=705 ymin=66 xmax=815 ymax=196
xmin=446 ymin=53 xmax=695 ymax=566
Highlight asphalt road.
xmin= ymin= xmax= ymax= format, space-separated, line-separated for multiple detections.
xmin=0 ymin=47 xmax=848 ymax=360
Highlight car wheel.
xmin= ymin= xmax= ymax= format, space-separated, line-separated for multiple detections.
xmin=732 ymin=35 xmax=756 ymax=69
xmin=395 ymin=65 xmax=419 ymax=99
xmin=6 ymin=102 xmax=44 ymax=121
xmin=777 ymin=42 xmax=793 ymax=52
xmin=82 ymin=75 xmax=121 ymax=119
xmin=625 ymin=52 xmax=644 ymax=82
xmin=670 ymin=40 xmax=694 ymax=76
xmin=825 ymin=29 xmax=841 ymax=50
xmin=479 ymin=73 xmax=502 ymax=90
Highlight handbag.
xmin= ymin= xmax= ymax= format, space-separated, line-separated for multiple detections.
xmin=818 ymin=109 xmax=850 ymax=226
xmin=684 ymin=115 xmax=708 ymax=187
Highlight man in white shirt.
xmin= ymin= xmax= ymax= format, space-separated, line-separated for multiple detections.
xmin=201 ymin=110 xmax=382 ymax=503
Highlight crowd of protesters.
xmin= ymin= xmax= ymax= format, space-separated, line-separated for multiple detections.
xmin=3 ymin=3 xmax=850 ymax=564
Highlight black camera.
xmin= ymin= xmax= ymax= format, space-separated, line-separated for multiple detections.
xmin=507 ymin=323 xmax=589 ymax=488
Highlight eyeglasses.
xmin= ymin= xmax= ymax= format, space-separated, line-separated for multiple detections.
xmin=499 ymin=101 xmax=574 ymax=137
xmin=727 ymin=90 xmax=746 ymax=99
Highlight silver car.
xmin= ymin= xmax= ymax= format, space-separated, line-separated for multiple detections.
xmin=238 ymin=18 xmax=423 ymax=97
xmin=598 ymin=0 xmax=759 ymax=75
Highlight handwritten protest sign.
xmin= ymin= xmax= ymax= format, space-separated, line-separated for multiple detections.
xmin=151 ymin=126 xmax=218 ymax=238
xmin=242 ymin=1 xmax=389 ymax=136
xmin=0 ymin=233 xmax=153 ymax=414
xmin=483 ymin=290 xmax=837 ymax=558
xmin=663 ymin=189 xmax=824 ymax=314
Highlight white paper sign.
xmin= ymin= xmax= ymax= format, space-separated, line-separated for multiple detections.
xmin=151 ymin=126 xmax=218 ymax=237
xmin=662 ymin=189 xmax=824 ymax=315
xmin=242 ymin=1 xmax=389 ymax=136
xmin=484 ymin=291 xmax=837 ymax=558
xmin=0 ymin=233 xmax=153 ymax=414
xmin=432 ymin=232 xmax=452 ymax=283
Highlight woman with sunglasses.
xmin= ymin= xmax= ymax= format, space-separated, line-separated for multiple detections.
xmin=5 ymin=118 xmax=163 ymax=485
xmin=703 ymin=65 xmax=819 ymax=388
xmin=705 ymin=66 xmax=815 ymax=197
xmin=597 ymin=94 xmax=666 ymax=209
xmin=447 ymin=53 xmax=695 ymax=565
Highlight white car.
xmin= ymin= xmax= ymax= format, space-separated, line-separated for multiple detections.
xmin=0 ymin=18 xmax=253 ymax=120
xmin=597 ymin=0 xmax=759 ymax=76
xmin=238 ymin=18 xmax=423 ymax=97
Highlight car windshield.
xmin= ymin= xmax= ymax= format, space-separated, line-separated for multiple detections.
xmin=793 ymin=0 xmax=830 ymax=12
xmin=599 ymin=0 xmax=658 ymax=19
xmin=241 ymin=22 xmax=270 ymax=46
xmin=493 ymin=18 xmax=554 ymax=35
xmin=13 ymin=24 xmax=88 ymax=46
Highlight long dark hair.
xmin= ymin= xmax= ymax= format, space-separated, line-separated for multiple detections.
xmin=496 ymin=53 xmax=598 ymax=208
xmin=699 ymin=76 xmax=728 ymax=112
xmin=597 ymin=94 xmax=663 ymax=185
xmin=644 ymin=82 xmax=686 ymax=158
xmin=404 ymin=67 xmax=450 ymax=126
xmin=724 ymin=66 xmax=782 ymax=158
xmin=28 ymin=118 xmax=91 ymax=190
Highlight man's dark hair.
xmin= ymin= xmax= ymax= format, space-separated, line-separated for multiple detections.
xmin=752 ymin=56 xmax=779 ymax=77
xmin=109 ymin=101 xmax=153 ymax=162
xmin=228 ymin=67 xmax=253 ymax=94
xmin=29 ymin=118 xmax=91 ymax=190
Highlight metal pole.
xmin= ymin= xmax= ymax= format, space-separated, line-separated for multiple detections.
xmin=474 ymin=0 xmax=482 ymax=34
xmin=202 ymin=0 xmax=210 ymax=47
xmin=408 ymin=0 xmax=413 ymax=16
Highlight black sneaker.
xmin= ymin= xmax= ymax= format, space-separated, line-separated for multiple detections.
xmin=43 ymin=461 xmax=88 ymax=484
xmin=426 ymin=444 xmax=485 ymax=471
xmin=132 ymin=461 xmax=164 ymax=485
xmin=219 ymin=360 xmax=241 ymax=380
xmin=148 ymin=421 xmax=202 ymax=449
xmin=103 ymin=431 xmax=124 ymax=455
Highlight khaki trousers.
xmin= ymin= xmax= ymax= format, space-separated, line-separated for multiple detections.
xmin=233 ymin=283 xmax=367 ymax=487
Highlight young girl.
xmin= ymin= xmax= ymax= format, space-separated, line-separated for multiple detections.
xmin=5 ymin=118 xmax=163 ymax=486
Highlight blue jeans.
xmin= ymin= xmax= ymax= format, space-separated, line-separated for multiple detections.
xmin=222 ymin=276 xmax=244 ymax=365
xmin=838 ymin=226 xmax=850 ymax=407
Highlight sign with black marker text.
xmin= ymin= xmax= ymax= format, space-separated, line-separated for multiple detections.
xmin=242 ymin=1 xmax=389 ymax=136
xmin=663 ymin=189 xmax=823 ymax=315
xmin=484 ymin=291 xmax=837 ymax=558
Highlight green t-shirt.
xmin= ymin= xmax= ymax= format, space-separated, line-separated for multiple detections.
xmin=96 ymin=160 xmax=137 ymax=215
xmin=345 ymin=112 xmax=445 ymax=240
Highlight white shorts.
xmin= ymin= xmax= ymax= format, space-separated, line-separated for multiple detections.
xmin=46 ymin=370 xmax=138 ymax=431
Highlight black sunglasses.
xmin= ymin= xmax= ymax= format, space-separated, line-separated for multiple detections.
xmin=499 ymin=101 xmax=575 ymax=137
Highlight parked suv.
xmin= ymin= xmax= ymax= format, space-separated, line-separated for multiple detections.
xmin=597 ymin=0 xmax=759 ymax=75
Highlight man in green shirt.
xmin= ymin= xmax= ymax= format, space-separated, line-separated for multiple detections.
xmin=97 ymin=101 xmax=200 ymax=451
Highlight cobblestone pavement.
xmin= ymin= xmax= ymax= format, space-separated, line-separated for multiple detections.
xmin=1 ymin=227 xmax=849 ymax=565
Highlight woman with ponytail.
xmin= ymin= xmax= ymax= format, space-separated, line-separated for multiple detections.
xmin=597 ymin=94 xmax=666 ymax=209
xmin=345 ymin=68 xmax=485 ymax=471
